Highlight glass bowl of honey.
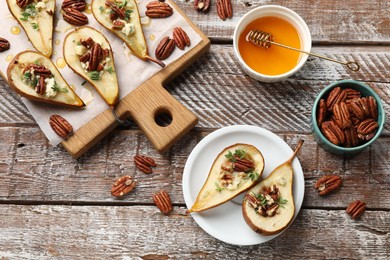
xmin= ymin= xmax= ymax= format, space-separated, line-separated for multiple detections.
xmin=233 ymin=5 xmax=312 ymax=82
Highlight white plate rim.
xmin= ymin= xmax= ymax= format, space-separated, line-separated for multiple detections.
xmin=182 ymin=125 xmax=304 ymax=246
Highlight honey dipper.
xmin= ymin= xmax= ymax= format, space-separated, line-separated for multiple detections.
xmin=246 ymin=30 xmax=360 ymax=71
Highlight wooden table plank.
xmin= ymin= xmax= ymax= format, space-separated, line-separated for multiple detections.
xmin=175 ymin=0 xmax=390 ymax=43
xmin=0 ymin=204 xmax=388 ymax=259
xmin=1 ymin=46 xmax=390 ymax=132
xmin=1 ymin=127 xmax=389 ymax=210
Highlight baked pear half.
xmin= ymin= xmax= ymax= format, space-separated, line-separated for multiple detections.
xmin=242 ymin=140 xmax=304 ymax=236
xmin=63 ymin=26 xmax=119 ymax=106
xmin=7 ymin=0 xmax=55 ymax=57
xmin=91 ymin=0 xmax=164 ymax=67
xmin=188 ymin=144 xmax=265 ymax=213
xmin=7 ymin=51 xmax=85 ymax=108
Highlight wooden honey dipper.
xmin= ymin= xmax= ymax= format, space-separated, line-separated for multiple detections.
xmin=246 ymin=30 xmax=360 ymax=71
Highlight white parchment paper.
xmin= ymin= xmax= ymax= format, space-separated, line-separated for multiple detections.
xmin=0 ymin=0 xmax=202 ymax=145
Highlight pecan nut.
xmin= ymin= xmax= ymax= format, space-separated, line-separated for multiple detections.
xmin=344 ymin=127 xmax=359 ymax=147
xmin=79 ymin=52 xmax=90 ymax=63
xmin=0 ymin=37 xmax=11 ymax=52
xmin=61 ymin=0 xmax=87 ymax=11
xmin=134 ymin=155 xmax=157 ymax=174
xmin=111 ymin=176 xmax=136 ymax=197
xmin=321 ymin=120 xmax=345 ymax=145
xmin=88 ymin=43 xmax=103 ymax=71
xmin=81 ymin=37 xmax=95 ymax=49
xmin=155 ymin=36 xmax=175 ymax=60
xmin=357 ymin=118 xmax=378 ymax=141
xmin=24 ymin=64 xmax=52 ymax=76
xmin=35 ymin=76 xmax=46 ymax=95
xmin=314 ymin=175 xmax=342 ymax=195
xmin=172 ymin=27 xmax=191 ymax=50
xmin=349 ymin=97 xmax=370 ymax=120
xmin=145 ymin=1 xmax=173 ymax=18
xmin=194 ymin=0 xmax=211 ymax=13
xmin=153 ymin=190 xmax=173 ymax=215
xmin=49 ymin=115 xmax=73 ymax=138
xmin=367 ymin=96 xmax=378 ymax=120
xmin=112 ymin=20 xmax=125 ymax=29
xmin=344 ymin=88 xmax=361 ymax=103
xmin=216 ymin=0 xmax=233 ymax=20
xmin=105 ymin=0 xmax=126 ymax=20
xmin=16 ymin=0 xmax=32 ymax=8
xmin=63 ymin=8 xmax=88 ymax=26
xmin=346 ymin=200 xmax=366 ymax=219
xmin=317 ymin=99 xmax=327 ymax=126
xmin=332 ymin=101 xmax=351 ymax=129
xmin=326 ymin=87 xmax=347 ymax=111
xmin=233 ymin=158 xmax=254 ymax=172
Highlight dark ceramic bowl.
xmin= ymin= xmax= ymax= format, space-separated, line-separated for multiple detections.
xmin=312 ymin=79 xmax=385 ymax=156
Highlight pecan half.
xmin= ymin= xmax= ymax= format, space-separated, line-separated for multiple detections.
xmin=112 ymin=20 xmax=125 ymax=29
xmin=357 ymin=118 xmax=378 ymax=141
xmin=349 ymin=97 xmax=370 ymax=120
xmin=105 ymin=0 xmax=126 ymax=19
xmin=317 ymin=99 xmax=327 ymax=126
xmin=35 ymin=76 xmax=46 ymax=95
xmin=332 ymin=101 xmax=351 ymax=129
xmin=111 ymin=175 xmax=136 ymax=197
xmin=367 ymin=96 xmax=378 ymax=120
xmin=81 ymin=37 xmax=95 ymax=49
xmin=134 ymin=155 xmax=157 ymax=174
xmin=0 ymin=37 xmax=10 ymax=52
xmin=145 ymin=1 xmax=173 ymax=18
xmin=314 ymin=175 xmax=342 ymax=195
xmin=26 ymin=64 xmax=52 ymax=76
xmin=194 ymin=0 xmax=211 ymax=13
xmin=233 ymin=158 xmax=254 ymax=172
xmin=16 ymin=0 xmax=32 ymax=8
xmin=344 ymin=88 xmax=361 ymax=103
xmin=172 ymin=27 xmax=190 ymax=50
xmin=61 ymin=0 xmax=87 ymax=11
xmin=79 ymin=52 xmax=90 ymax=63
xmin=216 ymin=0 xmax=233 ymax=20
xmin=155 ymin=36 xmax=175 ymax=60
xmin=321 ymin=120 xmax=345 ymax=145
xmin=344 ymin=127 xmax=359 ymax=147
xmin=346 ymin=200 xmax=366 ymax=219
xmin=49 ymin=115 xmax=73 ymax=138
xmin=153 ymin=190 xmax=173 ymax=215
xmin=326 ymin=87 xmax=347 ymax=111
xmin=88 ymin=43 xmax=103 ymax=71
xmin=63 ymin=8 xmax=88 ymax=26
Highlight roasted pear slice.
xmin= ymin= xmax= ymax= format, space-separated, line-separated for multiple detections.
xmin=7 ymin=51 xmax=85 ymax=108
xmin=91 ymin=0 xmax=164 ymax=67
xmin=189 ymin=144 xmax=265 ymax=213
xmin=63 ymin=26 xmax=119 ymax=106
xmin=7 ymin=0 xmax=55 ymax=57
xmin=242 ymin=140 xmax=304 ymax=236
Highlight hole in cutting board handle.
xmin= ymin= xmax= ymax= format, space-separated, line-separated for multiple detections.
xmin=154 ymin=107 xmax=173 ymax=127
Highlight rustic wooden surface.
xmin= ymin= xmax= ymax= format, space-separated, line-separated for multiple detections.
xmin=0 ymin=0 xmax=389 ymax=259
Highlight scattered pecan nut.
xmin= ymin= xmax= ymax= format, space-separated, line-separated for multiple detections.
xmin=81 ymin=37 xmax=95 ymax=49
xmin=314 ymin=175 xmax=342 ymax=195
xmin=35 ymin=76 xmax=46 ymax=95
xmin=63 ymin=8 xmax=88 ymax=26
xmin=155 ymin=36 xmax=175 ymax=60
xmin=88 ymin=43 xmax=103 ymax=71
xmin=153 ymin=190 xmax=173 ymax=215
xmin=16 ymin=0 xmax=32 ymax=8
xmin=172 ymin=27 xmax=190 ymax=50
xmin=79 ymin=52 xmax=90 ymax=63
xmin=49 ymin=115 xmax=73 ymax=138
xmin=233 ymin=158 xmax=254 ymax=172
xmin=24 ymin=64 xmax=52 ymax=76
xmin=346 ymin=200 xmax=366 ymax=219
xmin=61 ymin=0 xmax=87 ymax=11
xmin=194 ymin=0 xmax=211 ymax=13
xmin=105 ymin=0 xmax=126 ymax=20
xmin=0 ymin=37 xmax=10 ymax=52
xmin=134 ymin=155 xmax=157 ymax=174
xmin=145 ymin=1 xmax=173 ymax=18
xmin=216 ymin=0 xmax=233 ymax=20
xmin=111 ymin=176 xmax=136 ymax=197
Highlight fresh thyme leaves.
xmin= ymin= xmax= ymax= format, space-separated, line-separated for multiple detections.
xmin=89 ymin=71 xmax=101 ymax=80
xmin=247 ymin=171 xmax=259 ymax=181
xmin=215 ymin=182 xmax=225 ymax=193
xmin=225 ymin=149 xmax=247 ymax=162
xmin=23 ymin=71 xmax=37 ymax=87
xmin=81 ymin=80 xmax=87 ymax=86
xmin=117 ymin=0 xmax=128 ymax=8
xmin=51 ymin=81 xmax=68 ymax=93
xmin=125 ymin=9 xmax=132 ymax=22
xmin=106 ymin=67 xmax=114 ymax=74
xmin=276 ymin=197 xmax=288 ymax=208
xmin=99 ymin=6 xmax=105 ymax=13
xmin=20 ymin=3 xmax=37 ymax=21
xmin=31 ymin=22 xmax=39 ymax=30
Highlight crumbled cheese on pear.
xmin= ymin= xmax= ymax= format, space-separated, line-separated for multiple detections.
xmin=279 ymin=177 xmax=286 ymax=186
xmin=121 ymin=23 xmax=135 ymax=36
xmin=36 ymin=2 xmax=46 ymax=11
xmin=44 ymin=77 xmax=57 ymax=97
xmin=75 ymin=45 xmax=87 ymax=56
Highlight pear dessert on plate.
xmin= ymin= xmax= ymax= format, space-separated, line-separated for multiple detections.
xmin=7 ymin=0 xmax=55 ymax=57
xmin=189 ymin=144 xmax=265 ymax=213
xmin=7 ymin=51 xmax=85 ymax=107
xmin=63 ymin=26 xmax=119 ymax=106
xmin=242 ymin=140 xmax=304 ymax=236
xmin=91 ymin=0 xmax=164 ymax=67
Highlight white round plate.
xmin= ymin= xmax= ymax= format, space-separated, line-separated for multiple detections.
xmin=182 ymin=125 xmax=304 ymax=246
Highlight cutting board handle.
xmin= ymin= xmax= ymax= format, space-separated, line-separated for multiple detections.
xmin=119 ymin=78 xmax=198 ymax=151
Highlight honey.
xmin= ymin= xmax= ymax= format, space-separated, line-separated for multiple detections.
xmin=238 ymin=16 xmax=302 ymax=76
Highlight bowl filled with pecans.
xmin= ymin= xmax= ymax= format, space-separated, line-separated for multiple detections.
xmin=312 ymin=79 xmax=385 ymax=156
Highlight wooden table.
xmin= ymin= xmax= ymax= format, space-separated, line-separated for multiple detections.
xmin=1 ymin=0 xmax=389 ymax=258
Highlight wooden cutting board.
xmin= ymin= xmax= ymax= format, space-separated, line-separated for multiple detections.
xmin=1 ymin=1 xmax=210 ymax=159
